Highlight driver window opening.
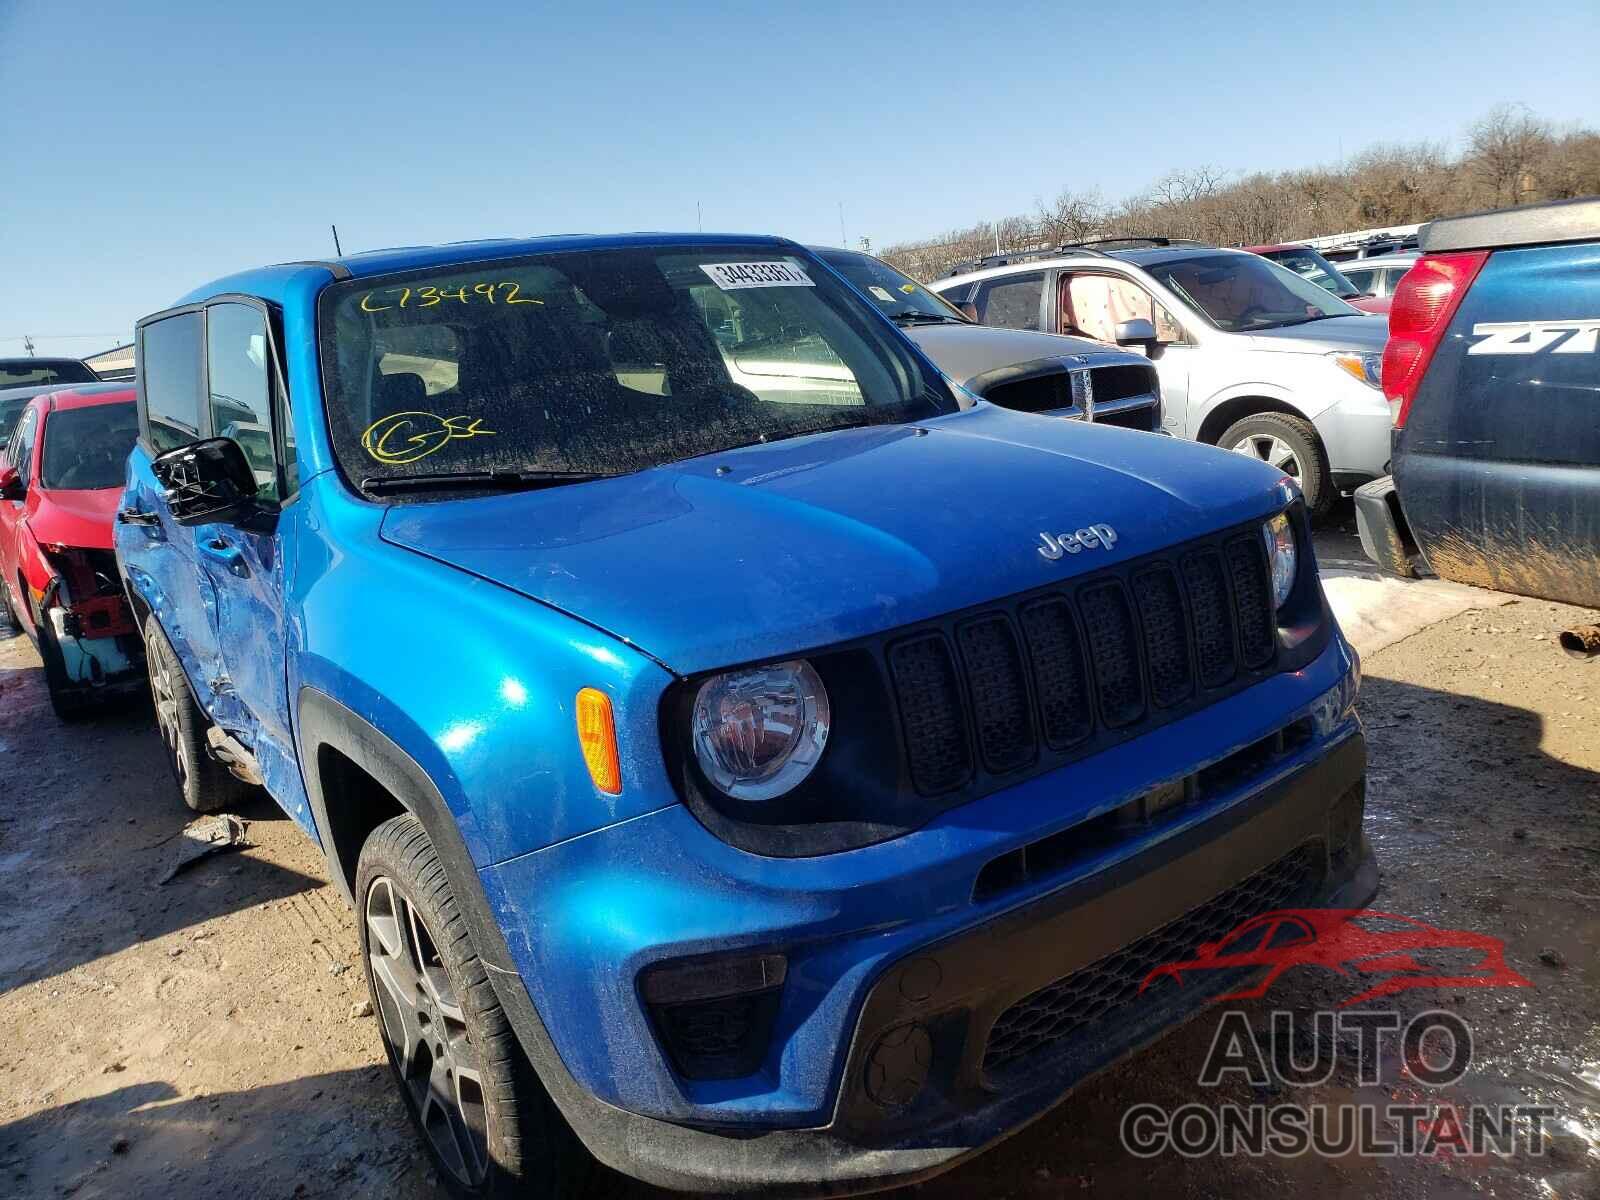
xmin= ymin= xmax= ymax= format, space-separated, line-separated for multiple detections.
xmin=1061 ymin=275 xmax=1184 ymax=347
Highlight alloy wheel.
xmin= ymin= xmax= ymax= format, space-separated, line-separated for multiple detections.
xmin=150 ymin=652 xmax=188 ymax=793
xmin=1230 ymin=433 xmax=1302 ymax=480
xmin=365 ymin=876 xmax=489 ymax=1188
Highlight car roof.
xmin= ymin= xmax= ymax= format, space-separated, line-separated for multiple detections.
xmin=37 ymin=383 xmax=136 ymax=414
xmin=174 ymin=232 xmax=803 ymax=307
xmin=1347 ymin=251 xmax=1419 ymax=264
xmin=0 ymin=356 xmax=92 ymax=370
xmin=935 ymin=244 xmax=1241 ymax=288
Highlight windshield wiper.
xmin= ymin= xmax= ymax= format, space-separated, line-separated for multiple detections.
xmin=360 ymin=469 xmax=614 ymax=496
xmin=889 ymin=311 xmax=959 ymax=325
xmin=1268 ymin=313 xmax=1345 ymax=329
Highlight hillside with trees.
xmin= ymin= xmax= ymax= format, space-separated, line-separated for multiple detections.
xmin=882 ymin=105 xmax=1600 ymax=281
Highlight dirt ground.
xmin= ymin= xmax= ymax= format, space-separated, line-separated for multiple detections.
xmin=1 ymin=566 xmax=1597 ymax=1197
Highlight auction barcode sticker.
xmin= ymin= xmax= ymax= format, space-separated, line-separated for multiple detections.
xmin=699 ymin=261 xmax=814 ymax=290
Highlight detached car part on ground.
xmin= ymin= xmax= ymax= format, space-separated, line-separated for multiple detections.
xmin=932 ymin=245 xmax=1393 ymax=517
xmin=116 ymin=234 xmax=1372 ymax=1198
xmin=0 ymin=383 xmax=144 ymax=717
xmin=812 ymin=247 xmax=1162 ymax=432
xmin=1356 ymin=197 xmax=1600 ymax=608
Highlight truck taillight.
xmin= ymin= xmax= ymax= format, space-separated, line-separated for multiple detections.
xmin=1382 ymin=251 xmax=1488 ymax=429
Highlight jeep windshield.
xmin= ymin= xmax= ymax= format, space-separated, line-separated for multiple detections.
xmin=812 ymin=247 xmax=970 ymax=325
xmin=1145 ymin=253 xmax=1358 ymax=332
xmin=319 ymin=246 xmax=952 ymax=495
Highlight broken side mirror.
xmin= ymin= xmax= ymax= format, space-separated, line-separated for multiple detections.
xmin=0 ymin=464 xmax=22 ymax=501
xmin=152 ymin=437 xmax=259 ymax=528
xmin=1114 ymin=318 xmax=1160 ymax=353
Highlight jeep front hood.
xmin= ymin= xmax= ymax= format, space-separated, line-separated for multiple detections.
xmin=379 ymin=405 xmax=1291 ymax=675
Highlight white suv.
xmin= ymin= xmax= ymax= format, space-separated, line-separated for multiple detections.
xmin=931 ymin=242 xmax=1392 ymax=515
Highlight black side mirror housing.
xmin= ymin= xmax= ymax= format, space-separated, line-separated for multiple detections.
xmin=0 ymin=464 xmax=22 ymax=502
xmin=152 ymin=437 xmax=259 ymax=527
xmin=1114 ymin=318 xmax=1160 ymax=353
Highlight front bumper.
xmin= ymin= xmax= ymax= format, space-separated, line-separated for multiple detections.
xmin=491 ymin=732 xmax=1372 ymax=1196
xmin=480 ymin=636 xmax=1373 ymax=1193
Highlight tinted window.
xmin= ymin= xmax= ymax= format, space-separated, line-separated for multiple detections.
xmin=1341 ymin=267 xmax=1376 ymax=293
xmin=974 ymin=273 xmax=1044 ymax=330
xmin=0 ymin=396 xmax=29 ymax=443
xmin=0 ymin=360 xmax=97 ymax=389
xmin=141 ymin=314 xmax=205 ymax=452
xmin=319 ymin=247 xmax=949 ymax=493
xmin=207 ymin=303 xmax=278 ymax=501
xmin=10 ymin=408 xmax=38 ymax=488
xmin=39 ymin=403 xmax=138 ymax=490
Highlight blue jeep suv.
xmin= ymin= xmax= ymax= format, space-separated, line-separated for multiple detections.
xmin=115 ymin=234 xmax=1374 ymax=1197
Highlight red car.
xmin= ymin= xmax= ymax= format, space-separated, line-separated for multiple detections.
xmin=1246 ymin=244 xmax=1391 ymax=315
xmin=0 ymin=383 xmax=145 ymax=717
xmin=1139 ymin=908 xmax=1532 ymax=1007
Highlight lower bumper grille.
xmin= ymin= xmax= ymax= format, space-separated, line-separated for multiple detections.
xmin=982 ymin=843 xmax=1322 ymax=1075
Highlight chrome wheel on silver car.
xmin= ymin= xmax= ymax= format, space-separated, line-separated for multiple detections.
xmin=1217 ymin=411 xmax=1333 ymax=517
xmin=366 ymin=875 xmax=489 ymax=1190
xmin=1230 ymin=432 xmax=1302 ymax=478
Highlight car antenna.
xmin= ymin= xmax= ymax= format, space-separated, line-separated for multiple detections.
xmin=331 ymin=224 xmax=344 ymax=256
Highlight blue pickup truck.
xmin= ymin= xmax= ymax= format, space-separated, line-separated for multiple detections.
xmin=115 ymin=234 xmax=1372 ymax=1197
xmin=1358 ymin=197 xmax=1600 ymax=608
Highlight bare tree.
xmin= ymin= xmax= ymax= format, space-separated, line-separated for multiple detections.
xmin=1468 ymin=104 xmax=1553 ymax=205
xmin=880 ymin=106 xmax=1597 ymax=282
xmin=1036 ymin=188 xmax=1104 ymax=245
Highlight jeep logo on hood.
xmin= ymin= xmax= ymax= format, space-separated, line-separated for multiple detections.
xmin=1038 ymin=525 xmax=1119 ymax=560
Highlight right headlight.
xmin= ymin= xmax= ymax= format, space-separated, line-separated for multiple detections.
xmin=1330 ymin=351 xmax=1383 ymax=390
xmin=691 ymin=660 xmax=831 ymax=802
xmin=1262 ymin=511 xmax=1298 ymax=609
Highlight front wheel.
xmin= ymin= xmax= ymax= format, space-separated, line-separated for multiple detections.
xmin=1220 ymin=412 xmax=1333 ymax=518
xmin=356 ymin=814 xmax=590 ymax=1199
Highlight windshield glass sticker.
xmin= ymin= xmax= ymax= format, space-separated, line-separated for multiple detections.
xmin=868 ymin=285 xmax=895 ymax=303
xmin=361 ymin=412 xmax=496 ymax=465
xmin=898 ymin=283 xmax=917 ymax=294
xmin=699 ymin=261 xmax=814 ymax=290
xmin=359 ymin=282 xmax=545 ymax=312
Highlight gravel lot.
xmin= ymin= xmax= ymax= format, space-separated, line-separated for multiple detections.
xmin=2 ymin=521 xmax=1596 ymax=1199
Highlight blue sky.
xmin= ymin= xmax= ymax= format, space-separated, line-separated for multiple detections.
xmin=2 ymin=0 xmax=1596 ymax=359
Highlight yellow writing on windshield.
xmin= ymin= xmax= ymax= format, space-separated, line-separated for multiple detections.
xmin=361 ymin=412 xmax=497 ymax=465
xmin=358 ymin=282 xmax=545 ymax=312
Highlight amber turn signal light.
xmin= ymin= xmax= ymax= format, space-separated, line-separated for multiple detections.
xmin=576 ymin=688 xmax=622 ymax=795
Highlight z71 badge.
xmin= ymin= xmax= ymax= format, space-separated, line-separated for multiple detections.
xmin=1038 ymin=525 xmax=1118 ymax=560
xmin=1467 ymin=319 xmax=1600 ymax=355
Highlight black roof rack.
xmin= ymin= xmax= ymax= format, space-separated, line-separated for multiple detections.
xmin=1059 ymin=236 xmax=1213 ymax=250
xmin=942 ymin=236 xmax=1217 ymax=276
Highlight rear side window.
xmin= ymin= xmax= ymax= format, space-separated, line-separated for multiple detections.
xmin=0 ymin=361 xmax=96 ymax=389
xmin=974 ymin=273 xmax=1044 ymax=330
xmin=140 ymin=313 xmax=205 ymax=452
xmin=206 ymin=303 xmax=279 ymax=502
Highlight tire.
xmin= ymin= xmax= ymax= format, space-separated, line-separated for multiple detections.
xmin=143 ymin=615 xmax=252 ymax=812
xmin=356 ymin=814 xmax=591 ymax=1199
xmin=1219 ymin=411 xmax=1334 ymax=518
xmin=0 ymin=577 xmax=16 ymax=631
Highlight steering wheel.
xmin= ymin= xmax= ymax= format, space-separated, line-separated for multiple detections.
xmin=1236 ymin=304 xmax=1269 ymax=325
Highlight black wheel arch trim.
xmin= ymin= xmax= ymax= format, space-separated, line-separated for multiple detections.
xmin=293 ymin=685 xmax=995 ymax=1194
